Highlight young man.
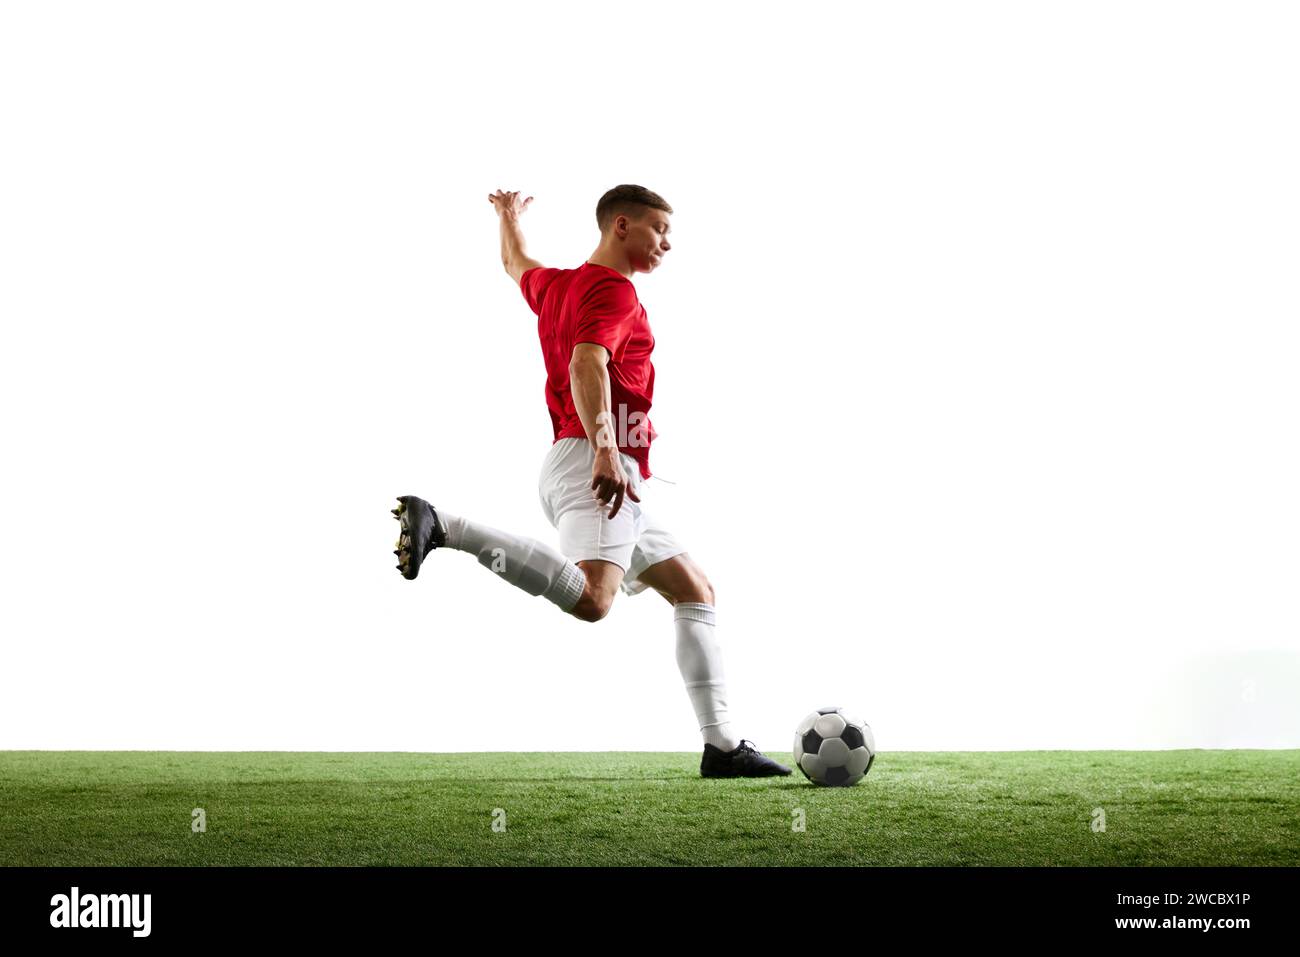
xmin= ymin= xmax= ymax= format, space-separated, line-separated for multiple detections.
xmin=393 ymin=184 xmax=788 ymax=778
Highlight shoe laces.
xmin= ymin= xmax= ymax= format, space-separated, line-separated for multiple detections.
xmin=735 ymin=739 xmax=760 ymax=755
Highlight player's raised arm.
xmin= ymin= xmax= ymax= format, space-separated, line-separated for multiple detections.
xmin=489 ymin=189 xmax=544 ymax=285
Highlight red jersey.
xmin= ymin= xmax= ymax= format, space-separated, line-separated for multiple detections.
xmin=521 ymin=262 xmax=658 ymax=480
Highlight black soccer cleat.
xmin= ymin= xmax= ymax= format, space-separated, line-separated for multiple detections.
xmin=391 ymin=495 xmax=448 ymax=580
xmin=700 ymin=739 xmax=792 ymax=778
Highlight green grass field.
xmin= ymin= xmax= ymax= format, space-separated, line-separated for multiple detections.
xmin=1 ymin=750 xmax=1296 ymax=866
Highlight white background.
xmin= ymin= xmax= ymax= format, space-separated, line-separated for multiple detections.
xmin=2 ymin=1 xmax=1297 ymax=752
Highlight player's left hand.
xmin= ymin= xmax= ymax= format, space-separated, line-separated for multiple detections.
xmin=488 ymin=189 xmax=533 ymax=218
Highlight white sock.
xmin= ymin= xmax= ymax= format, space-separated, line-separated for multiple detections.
xmin=439 ymin=512 xmax=586 ymax=613
xmin=674 ymin=602 xmax=740 ymax=752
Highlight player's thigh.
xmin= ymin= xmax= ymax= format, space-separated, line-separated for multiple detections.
xmin=573 ymin=559 xmax=625 ymax=621
xmin=635 ymin=552 xmax=714 ymax=606
xmin=577 ymin=558 xmax=625 ymax=599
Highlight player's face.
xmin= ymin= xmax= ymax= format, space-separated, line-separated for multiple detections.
xmin=634 ymin=211 xmax=671 ymax=272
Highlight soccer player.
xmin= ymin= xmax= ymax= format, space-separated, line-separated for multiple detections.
xmin=393 ymin=184 xmax=789 ymax=778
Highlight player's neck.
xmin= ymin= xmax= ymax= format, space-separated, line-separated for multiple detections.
xmin=585 ymin=254 xmax=632 ymax=280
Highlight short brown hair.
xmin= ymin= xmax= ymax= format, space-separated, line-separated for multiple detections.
xmin=596 ymin=184 xmax=673 ymax=234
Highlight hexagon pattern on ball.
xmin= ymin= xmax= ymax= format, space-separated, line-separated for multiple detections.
xmin=793 ymin=706 xmax=875 ymax=787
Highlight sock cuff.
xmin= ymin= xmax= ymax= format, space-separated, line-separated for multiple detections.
xmin=674 ymin=602 xmax=715 ymax=626
xmin=545 ymin=561 xmax=586 ymax=613
xmin=442 ymin=514 xmax=464 ymax=551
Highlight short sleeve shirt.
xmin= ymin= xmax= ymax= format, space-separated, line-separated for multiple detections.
xmin=521 ymin=262 xmax=658 ymax=479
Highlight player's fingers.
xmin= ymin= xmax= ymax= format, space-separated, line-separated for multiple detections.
xmin=608 ymin=483 xmax=626 ymax=519
xmin=627 ymin=483 xmax=641 ymax=503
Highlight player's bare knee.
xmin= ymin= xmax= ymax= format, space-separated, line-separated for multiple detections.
xmin=671 ymin=578 xmax=714 ymax=606
xmin=569 ymin=595 xmax=593 ymax=622
xmin=693 ymin=570 xmax=715 ymax=605
xmin=571 ymin=590 xmax=613 ymax=623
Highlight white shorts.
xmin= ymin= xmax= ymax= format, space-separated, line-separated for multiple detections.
xmin=538 ymin=437 xmax=688 ymax=596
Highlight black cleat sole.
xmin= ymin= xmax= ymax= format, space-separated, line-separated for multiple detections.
xmin=392 ymin=495 xmax=446 ymax=581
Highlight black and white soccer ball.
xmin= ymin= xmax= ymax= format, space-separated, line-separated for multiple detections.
xmin=794 ymin=707 xmax=876 ymax=786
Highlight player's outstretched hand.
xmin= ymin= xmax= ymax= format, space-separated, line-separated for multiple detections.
xmin=591 ymin=449 xmax=641 ymax=519
xmin=488 ymin=189 xmax=533 ymax=218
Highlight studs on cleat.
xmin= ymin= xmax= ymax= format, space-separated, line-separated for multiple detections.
xmin=391 ymin=498 xmax=425 ymax=577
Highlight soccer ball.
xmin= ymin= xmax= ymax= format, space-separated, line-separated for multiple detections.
xmin=794 ymin=707 xmax=875 ymax=786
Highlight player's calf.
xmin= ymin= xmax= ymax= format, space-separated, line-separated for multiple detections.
xmin=391 ymin=496 xmax=588 ymax=613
